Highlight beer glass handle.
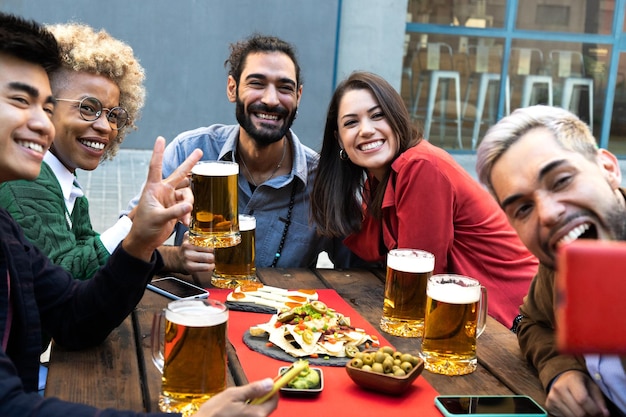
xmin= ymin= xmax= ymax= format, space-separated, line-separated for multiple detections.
xmin=476 ymin=286 xmax=488 ymax=338
xmin=151 ymin=310 xmax=165 ymax=373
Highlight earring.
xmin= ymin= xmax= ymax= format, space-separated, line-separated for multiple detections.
xmin=339 ymin=149 xmax=349 ymax=161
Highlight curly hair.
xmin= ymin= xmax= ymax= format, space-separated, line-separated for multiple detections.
xmin=47 ymin=23 xmax=146 ymax=160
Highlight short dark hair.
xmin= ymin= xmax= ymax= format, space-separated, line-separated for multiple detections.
xmin=224 ymin=33 xmax=302 ymax=86
xmin=0 ymin=12 xmax=60 ymax=73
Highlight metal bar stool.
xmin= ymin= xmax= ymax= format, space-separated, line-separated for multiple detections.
xmin=413 ymin=42 xmax=463 ymax=149
xmin=462 ymin=45 xmax=511 ymax=150
xmin=550 ymin=50 xmax=594 ymax=131
xmin=512 ymin=47 xmax=553 ymax=108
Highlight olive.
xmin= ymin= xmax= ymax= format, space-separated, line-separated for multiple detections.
xmin=362 ymin=353 xmax=374 ymax=366
xmin=393 ymin=368 xmax=407 ymax=377
xmin=310 ymin=300 xmax=328 ymax=314
xmin=374 ymin=351 xmax=386 ymax=363
xmin=361 ymin=364 xmax=372 ymax=372
xmin=400 ymin=353 xmax=414 ymax=364
xmin=371 ymin=362 xmax=384 ymax=373
xmin=350 ymin=358 xmax=364 ymax=368
xmin=393 ymin=351 xmax=403 ymax=360
xmin=382 ymin=358 xmax=394 ymax=373
xmin=381 ymin=346 xmax=395 ymax=355
xmin=400 ymin=361 xmax=413 ymax=373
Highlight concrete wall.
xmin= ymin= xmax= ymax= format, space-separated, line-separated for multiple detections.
xmin=1 ymin=0 xmax=407 ymax=150
xmin=336 ymin=0 xmax=408 ymax=91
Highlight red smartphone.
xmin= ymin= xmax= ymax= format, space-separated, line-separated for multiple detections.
xmin=556 ymin=240 xmax=626 ymax=354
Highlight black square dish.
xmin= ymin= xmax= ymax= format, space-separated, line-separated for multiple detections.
xmin=278 ymin=366 xmax=324 ymax=397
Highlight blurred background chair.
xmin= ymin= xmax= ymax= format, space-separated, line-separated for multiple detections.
xmin=412 ymin=42 xmax=463 ymax=149
xmin=462 ymin=45 xmax=510 ymax=149
xmin=550 ymin=49 xmax=594 ymax=131
xmin=402 ymin=47 xmax=417 ymax=111
xmin=511 ymin=47 xmax=553 ymax=108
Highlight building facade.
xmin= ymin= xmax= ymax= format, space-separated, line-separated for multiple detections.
xmin=3 ymin=0 xmax=626 ymax=154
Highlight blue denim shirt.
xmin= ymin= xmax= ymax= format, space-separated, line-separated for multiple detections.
xmin=131 ymin=124 xmax=352 ymax=268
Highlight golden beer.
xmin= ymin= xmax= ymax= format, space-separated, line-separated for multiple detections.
xmin=189 ymin=161 xmax=241 ymax=248
xmin=153 ymin=299 xmax=228 ymax=416
xmin=420 ymin=274 xmax=487 ymax=376
xmin=212 ymin=214 xmax=257 ymax=289
xmin=380 ymin=249 xmax=435 ymax=337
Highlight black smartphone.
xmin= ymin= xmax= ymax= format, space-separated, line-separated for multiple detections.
xmin=435 ymin=395 xmax=547 ymax=417
xmin=147 ymin=277 xmax=210 ymax=300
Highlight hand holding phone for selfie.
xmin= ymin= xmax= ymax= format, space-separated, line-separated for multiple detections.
xmin=248 ymin=360 xmax=309 ymax=405
xmin=435 ymin=395 xmax=547 ymax=417
xmin=147 ymin=277 xmax=209 ymax=300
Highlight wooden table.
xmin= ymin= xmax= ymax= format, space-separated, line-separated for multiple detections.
xmin=45 ymin=267 xmax=546 ymax=412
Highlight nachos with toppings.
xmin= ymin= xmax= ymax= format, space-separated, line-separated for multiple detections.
xmin=249 ymin=301 xmax=377 ymax=358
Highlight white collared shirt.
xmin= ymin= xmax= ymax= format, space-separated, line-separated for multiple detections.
xmin=44 ymin=152 xmax=83 ymax=214
xmin=44 ymin=152 xmax=132 ymax=254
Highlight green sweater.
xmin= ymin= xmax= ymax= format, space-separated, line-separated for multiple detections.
xmin=0 ymin=162 xmax=109 ymax=280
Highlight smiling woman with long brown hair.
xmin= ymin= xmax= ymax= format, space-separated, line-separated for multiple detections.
xmin=311 ymin=71 xmax=538 ymax=328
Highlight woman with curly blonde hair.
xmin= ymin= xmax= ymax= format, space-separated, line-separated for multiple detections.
xmin=0 ymin=22 xmax=148 ymax=281
xmin=49 ymin=22 xmax=145 ymax=159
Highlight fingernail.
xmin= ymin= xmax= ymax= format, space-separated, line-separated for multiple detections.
xmin=260 ymin=377 xmax=274 ymax=391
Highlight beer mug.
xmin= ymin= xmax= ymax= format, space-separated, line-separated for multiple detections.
xmin=151 ymin=299 xmax=228 ymax=416
xmin=212 ymin=214 xmax=257 ymax=289
xmin=380 ymin=249 xmax=435 ymax=338
xmin=420 ymin=274 xmax=488 ymax=376
xmin=189 ymin=161 xmax=241 ymax=248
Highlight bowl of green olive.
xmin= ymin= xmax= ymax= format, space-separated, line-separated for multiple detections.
xmin=278 ymin=366 xmax=324 ymax=397
xmin=345 ymin=346 xmax=424 ymax=395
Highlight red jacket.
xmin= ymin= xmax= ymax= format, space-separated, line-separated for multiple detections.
xmin=345 ymin=141 xmax=538 ymax=326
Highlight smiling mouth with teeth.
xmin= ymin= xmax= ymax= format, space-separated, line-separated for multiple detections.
xmin=558 ymin=223 xmax=597 ymax=246
xmin=79 ymin=140 xmax=106 ymax=151
xmin=359 ymin=140 xmax=384 ymax=151
xmin=256 ymin=113 xmax=279 ymax=121
xmin=18 ymin=140 xmax=45 ymax=153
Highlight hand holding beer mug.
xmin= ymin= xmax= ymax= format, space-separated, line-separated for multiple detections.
xmin=380 ymin=249 xmax=435 ymax=337
xmin=420 ymin=274 xmax=488 ymax=376
xmin=189 ymin=161 xmax=241 ymax=248
xmin=151 ymin=299 xmax=229 ymax=416
xmin=212 ymin=214 xmax=257 ymax=289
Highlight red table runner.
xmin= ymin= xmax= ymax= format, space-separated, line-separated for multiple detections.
xmin=210 ymin=289 xmax=441 ymax=417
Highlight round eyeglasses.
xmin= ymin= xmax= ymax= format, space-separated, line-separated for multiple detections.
xmin=56 ymin=96 xmax=129 ymax=130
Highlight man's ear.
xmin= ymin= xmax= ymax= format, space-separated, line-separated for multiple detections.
xmin=598 ymin=148 xmax=622 ymax=188
xmin=226 ymin=75 xmax=237 ymax=103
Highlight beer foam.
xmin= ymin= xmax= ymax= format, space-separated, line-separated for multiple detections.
xmin=427 ymin=283 xmax=481 ymax=304
xmin=166 ymin=301 xmax=228 ymax=327
xmin=192 ymin=161 xmax=239 ymax=176
xmin=387 ymin=250 xmax=435 ymax=273
xmin=239 ymin=215 xmax=256 ymax=232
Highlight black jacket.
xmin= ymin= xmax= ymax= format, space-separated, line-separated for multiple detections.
xmin=0 ymin=208 xmax=170 ymax=416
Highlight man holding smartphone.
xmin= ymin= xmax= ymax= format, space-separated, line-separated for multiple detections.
xmin=0 ymin=12 xmax=277 ymax=416
xmin=476 ymin=106 xmax=626 ymax=417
